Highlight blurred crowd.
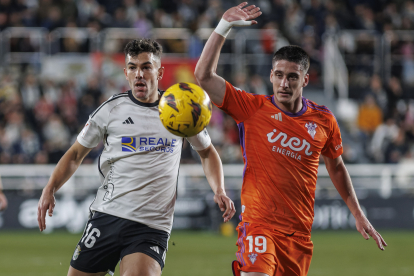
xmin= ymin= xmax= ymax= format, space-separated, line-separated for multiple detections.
xmin=1 ymin=0 xmax=414 ymax=164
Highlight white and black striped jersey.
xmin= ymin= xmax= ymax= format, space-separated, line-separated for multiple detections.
xmin=77 ymin=90 xmax=211 ymax=233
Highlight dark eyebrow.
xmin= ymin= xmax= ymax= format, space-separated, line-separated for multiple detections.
xmin=141 ymin=61 xmax=152 ymax=66
xmin=127 ymin=62 xmax=137 ymax=66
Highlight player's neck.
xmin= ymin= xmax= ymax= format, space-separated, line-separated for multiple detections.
xmin=275 ymin=97 xmax=303 ymax=114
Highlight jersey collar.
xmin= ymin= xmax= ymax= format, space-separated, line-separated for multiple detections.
xmin=128 ymin=89 xmax=165 ymax=107
xmin=271 ymin=96 xmax=308 ymax=117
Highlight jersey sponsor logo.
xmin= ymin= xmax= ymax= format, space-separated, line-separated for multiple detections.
xmin=267 ymin=128 xmax=313 ymax=156
xmin=122 ymin=117 xmax=134 ymax=124
xmin=122 ymin=137 xmax=137 ymax=152
xmin=248 ymin=253 xmax=258 ymax=264
xmin=121 ymin=137 xmax=177 ymax=153
xmin=72 ymin=245 xmax=81 ymax=260
xmin=305 ymin=122 xmax=317 ymax=139
xmin=271 ymin=112 xmax=282 ymax=121
xmin=150 ymin=245 xmax=160 ymax=254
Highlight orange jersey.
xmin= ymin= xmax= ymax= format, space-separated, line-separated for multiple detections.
xmin=217 ymin=82 xmax=343 ymax=237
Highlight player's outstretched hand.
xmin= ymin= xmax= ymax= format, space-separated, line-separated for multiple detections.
xmin=223 ymin=2 xmax=262 ymax=26
xmin=0 ymin=192 xmax=8 ymax=211
xmin=355 ymin=213 xmax=387 ymax=250
xmin=214 ymin=192 xmax=236 ymax=223
xmin=37 ymin=188 xmax=56 ymax=231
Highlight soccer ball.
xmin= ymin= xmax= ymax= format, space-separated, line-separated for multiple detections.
xmin=159 ymin=82 xmax=212 ymax=137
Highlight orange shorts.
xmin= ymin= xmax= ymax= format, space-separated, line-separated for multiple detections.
xmin=235 ymin=222 xmax=313 ymax=276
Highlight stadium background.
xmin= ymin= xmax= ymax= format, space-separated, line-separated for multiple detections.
xmin=0 ymin=0 xmax=413 ymax=275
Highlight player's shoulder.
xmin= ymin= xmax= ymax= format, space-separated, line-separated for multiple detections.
xmin=90 ymin=91 xmax=130 ymax=118
xmin=304 ymin=98 xmax=336 ymax=121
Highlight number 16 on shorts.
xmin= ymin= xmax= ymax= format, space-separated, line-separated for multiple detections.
xmin=81 ymin=223 xmax=101 ymax=248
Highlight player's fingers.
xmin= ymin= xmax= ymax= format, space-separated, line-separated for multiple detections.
xmin=245 ymin=6 xmax=260 ymax=14
xmin=37 ymin=204 xmax=46 ymax=231
xmin=242 ymin=5 xmax=256 ymax=12
xmin=216 ymin=196 xmax=225 ymax=212
xmin=380 ymin=234 xmax=387 ymax=247
xmin=48 ymin=199 xmax=56 ymax=217
xmin=228 ymin=201 xmax=236 ymax=219
xmin=359 ymin=228 xmax=370 ymax=240
xmin=48 ymin=202 xmax=55 ymax=217
xmin=237 ymin=2 xmax=248 ymax=9
xmin=221 ymin=197 xmax=232 ymax=217
xmin=371 ymin=230 xmax=385 ymax=250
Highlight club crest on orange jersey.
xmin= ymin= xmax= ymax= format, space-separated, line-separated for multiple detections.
xmin=248 ymin=253 xmax=258 ymax=264
xmin=305 ymin=122 xmax=317 ymax=139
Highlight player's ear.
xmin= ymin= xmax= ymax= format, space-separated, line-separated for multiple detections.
xmin=123 ymin=68 xmax=128 ymax=80
xmin=302 ymin=73 xmax=309 ymax=87
xmin=157 ymin=66 xmax=165 ymax=80
xmin=269 ymin=69 xmax=274 ymax=83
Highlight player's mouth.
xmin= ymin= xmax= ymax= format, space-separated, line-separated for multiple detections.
xmin=278 ymin=90 xmax=291 ymax=96
xmin=134 ymin=81 xmax=147 ymax=92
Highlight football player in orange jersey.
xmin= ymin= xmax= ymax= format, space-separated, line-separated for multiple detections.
xmin=195 ymin=2 xmax=387 ymax=276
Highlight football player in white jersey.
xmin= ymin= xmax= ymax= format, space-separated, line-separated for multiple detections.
xmin=37 ymin=38 xmax=236 ymax=276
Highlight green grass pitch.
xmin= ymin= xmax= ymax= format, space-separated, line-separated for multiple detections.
xmin=0 ymin=230 xmax=413 ymax=276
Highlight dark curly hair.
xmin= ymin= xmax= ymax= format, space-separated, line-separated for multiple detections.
xmin=272 ymin=45 xmax=310 ymax=73
xmin=124 ymin=39 xmax=163 ymax=61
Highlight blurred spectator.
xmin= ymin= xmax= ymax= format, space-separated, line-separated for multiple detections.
xmin=111 ymin=7 xmax=130 ymax=28
xmin=42 ymin=114 xmax=70 ymax=163
xmin=385 ymin=128 xmax=409 ymax=163
xmin=19 ymin=74 xmax=42 ymax=111
xmin=124 ymin=0 xmax=139 ymax=24
xmin=134 ymin=10 xmax=153 ymax=37
xmin=357 ymin=94 xmax=383 ymax=137
xmin=77 ymin=0 xmax=99 ymax=26
xmin=368 ymin=74 xmax=388 ymax=114
xmin=250 ymin=74 xmax=268 ymax=95
xmin=370 ymin=117 xmax=399 ymax=162
xmin=386 ymin=76 xmax=404 ymax=118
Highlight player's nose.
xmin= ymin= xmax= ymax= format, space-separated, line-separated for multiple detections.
xmin=280 ymin=76 xmax=289 ymax=87
xmin=135 ymin=69 xmax=144 ymax=78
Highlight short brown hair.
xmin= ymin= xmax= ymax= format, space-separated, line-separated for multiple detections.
xmin=124 ymin=39 xmax=163 ymax=60
xmin=272 ymin=45 xmax=310 ymax=73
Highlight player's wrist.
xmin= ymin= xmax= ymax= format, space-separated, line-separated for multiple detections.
xmin=214 ymin=18 xmax=233 ymax=38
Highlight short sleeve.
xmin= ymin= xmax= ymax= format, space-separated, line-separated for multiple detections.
xmin=77 ymin=114 xmax=106 ymax=149
xmin=186 ymin=128 xmax=211 ymax=151
xmin=321 ymin=117 xmax=343 ymax=159
xmin=215 ymin=81 xmax=266 ymax=123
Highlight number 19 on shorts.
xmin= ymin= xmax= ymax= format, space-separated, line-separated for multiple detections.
xmin=246 ymin=236 xmax=267 ymax=253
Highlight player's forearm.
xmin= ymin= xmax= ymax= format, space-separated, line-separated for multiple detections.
xmin=198 ymin=145 xmax=226 ymax=194
xmin=44 ymin=146 xmax=86 ymax=194
xmin=329 ymin=162 xmax=364 ymax=217
xmin=195 ymin=32 xmax=225 ymax=82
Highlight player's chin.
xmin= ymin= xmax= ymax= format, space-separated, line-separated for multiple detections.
xmin=276 ymin=94 xmax=292 ymax=102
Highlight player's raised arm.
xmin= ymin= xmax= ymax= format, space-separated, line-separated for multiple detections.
xmin=195 ymin=2 xmax=261 ymax=106
xmin=322 ymin=155 xmax=387 ymax=250
xmin=196 ymin=144 xmax=236 ymax=223
xmin=37 ymin=141 xmax=92 ymax=232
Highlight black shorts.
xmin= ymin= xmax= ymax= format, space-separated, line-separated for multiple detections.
xmin=70 ymin=212 xmax=169 ymax=274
